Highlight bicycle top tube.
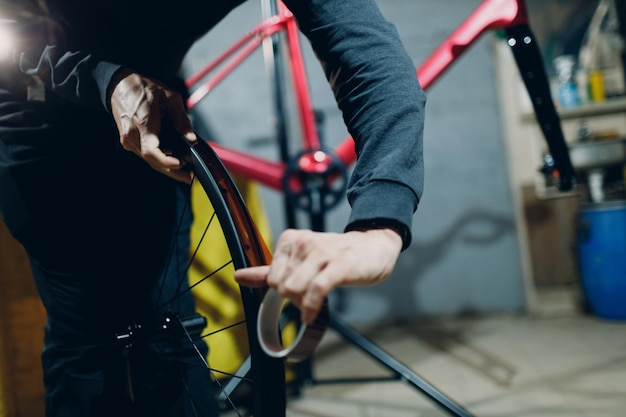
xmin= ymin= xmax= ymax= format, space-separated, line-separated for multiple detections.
xmin=418 ymin=0 xmax=529 ymax=90
xmin=185 ymin=12 xmax=291 ymax=107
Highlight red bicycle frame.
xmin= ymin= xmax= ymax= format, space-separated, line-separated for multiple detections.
xmin=184 ymin=0 xmax=575 ymax=194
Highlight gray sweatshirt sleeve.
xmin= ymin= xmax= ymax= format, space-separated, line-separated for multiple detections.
xmin=282 ymin=0 xmax=426 ymax=249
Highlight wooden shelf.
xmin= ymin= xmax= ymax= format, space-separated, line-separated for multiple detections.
xmin=521 ymin=96 xmax=626 ymax=123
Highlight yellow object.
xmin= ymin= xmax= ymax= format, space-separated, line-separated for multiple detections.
xmin=189 ymin=175 xmax=274 ymax=377
xmin=589 ymin=69 xmax=606 ymax=102
xmin=189 ymin=175 xmax=298 ymax=385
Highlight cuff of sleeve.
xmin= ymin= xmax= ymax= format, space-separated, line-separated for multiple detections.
xmin=344 ymin=181 xmax=417 ymax=251
xmin=345 ymin=218 xmax=411 ymax=251
xmin=92 ymin=61 xmax=123 ymax=112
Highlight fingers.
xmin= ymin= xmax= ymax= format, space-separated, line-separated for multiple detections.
xmin=269 ymin=230 xmax=339 ymax=324
xmin=296 ymin=268 xmax=334 ymax=325
xmin=119 ymin=124 xmax=192 ymax=183
xmin=235 ymin=230 xmax=334 ymax=324
xmin=139 ymin=131 xmax=193 ymax=184
xmin=236 ymin=228 xmax=403 ymax=325
xmin=234 ymin=265 xmax=270 ymax=287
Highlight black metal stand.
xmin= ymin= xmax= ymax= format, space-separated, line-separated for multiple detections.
xmin=327 ymin=315 xmax=474 ymax=417
xmin=259 ymin=1 xmax=476 ymax=415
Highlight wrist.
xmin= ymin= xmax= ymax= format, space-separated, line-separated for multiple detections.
xmin=107 ymin=67 xmax=135 ymax=111
xmin=345 ymin=218 xmax=410 ymax=251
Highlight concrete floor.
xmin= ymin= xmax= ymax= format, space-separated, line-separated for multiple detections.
xmin=285 ymin=290 xmax=626 ymax=417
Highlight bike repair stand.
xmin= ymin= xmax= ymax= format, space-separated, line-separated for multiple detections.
xmin=279 ymin=133 xmax=474 ymax=417
xmin=261 ymin=3 xmax=472 ymax=414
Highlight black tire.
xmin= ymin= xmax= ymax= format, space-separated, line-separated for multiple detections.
xmin=162 ymin=131 xmax=287 ymax=417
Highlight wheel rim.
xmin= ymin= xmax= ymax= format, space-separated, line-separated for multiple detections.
xmin=153 ymin=134 xmax=287 ymax=417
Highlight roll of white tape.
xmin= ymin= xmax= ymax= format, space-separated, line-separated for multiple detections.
xmin=257 ymin=288 xmax=328 ymax=362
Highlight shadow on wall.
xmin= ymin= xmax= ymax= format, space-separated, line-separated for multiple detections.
xmin=337 ymin=208 xmax=516 ymax=322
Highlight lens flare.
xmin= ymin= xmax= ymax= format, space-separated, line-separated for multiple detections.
xmin=0 ymin=20 xmax=15 ymax=61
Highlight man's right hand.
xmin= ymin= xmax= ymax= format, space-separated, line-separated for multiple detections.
xmin=109 ymin=70 xmax=196 ymax=183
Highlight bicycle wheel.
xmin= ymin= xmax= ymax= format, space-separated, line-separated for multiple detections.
xmin=157 ymin=131 xmax=287 ymax=417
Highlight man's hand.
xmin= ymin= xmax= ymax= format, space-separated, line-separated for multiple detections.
xmin=234 ymin=227 xmax=403 ymax=325
xmin=109 ymin=70 xmax=196 ymax=183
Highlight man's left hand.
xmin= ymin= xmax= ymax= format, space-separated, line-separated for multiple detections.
xmin=234 ymin=227 xmax=402 ymax=325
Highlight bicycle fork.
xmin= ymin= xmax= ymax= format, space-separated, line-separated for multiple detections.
xmin=504 ymin=24 xmax=577 ymax=191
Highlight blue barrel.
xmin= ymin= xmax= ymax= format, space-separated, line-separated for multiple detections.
xmin=578 ymin=200 xmax=626 ymax=320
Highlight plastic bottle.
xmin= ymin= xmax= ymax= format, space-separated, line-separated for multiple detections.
xmin=554 ymin=55 xmax=580 ymax=109
xmin=575 ymin=68 xmax=590 ymax=105
xmin=578 ymin=0 xmax=625 ymax=99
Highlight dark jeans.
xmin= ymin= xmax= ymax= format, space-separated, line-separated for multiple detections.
xmin=0 ymin=90 xmax=219 ymax=416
